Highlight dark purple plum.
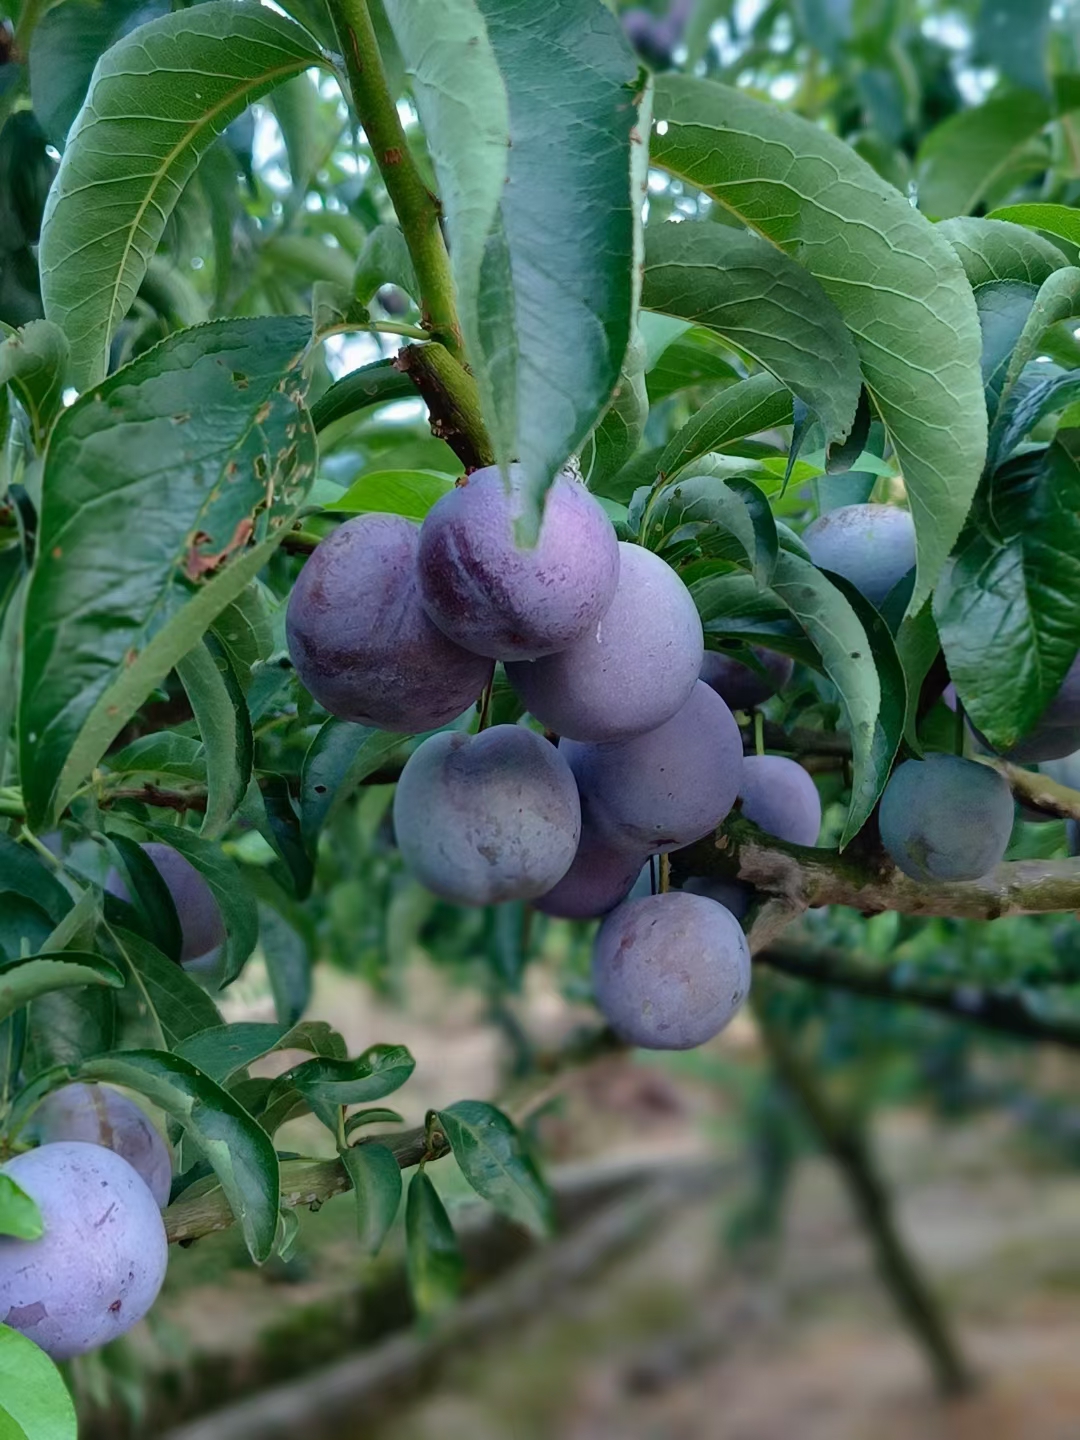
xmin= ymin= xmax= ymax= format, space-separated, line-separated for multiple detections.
xmin=878 ymin=754 xmax=1013 ymax=882
xmin=417 ymin=465 xmax=620 ymax=660
xmin=803 ymin=504 xmax=915 ymax=607
xmin=0 ymin=1142 xmax=168 ymax=1359
xmin=562 ymin=681 xmax=742 ymax=854
xmin=532 ymin=825 xmax=648 ymax=920
xmin=285 ymin=513 xmax=493 ymax=731
xmin=28 ymin=1085 xmax=172 ymax=1208
xmin=106 ymin=842 xmax=224 ymax=968
xmin=592 ymin=891 xmax=751 ymax=1050
xmin=393 ymin=725 xmax=581 ymax=905
xmin=738 ymin=755 xmax=822 ymax=847
xmin=699 ymin=647 xmax=793 ymax=710
xmin=506 ymin=543 xmax=703 ymax=742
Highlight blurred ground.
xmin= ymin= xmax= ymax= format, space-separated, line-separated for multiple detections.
xmin=87 ymin=960 xmax=1080 ymax=1440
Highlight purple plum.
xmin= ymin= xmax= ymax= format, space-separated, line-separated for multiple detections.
xmin=738 ymin=755 xmax=822 ymax=847
xmin=28 ymin=1085 xmax=172 ymax=1209
xmin=803 ymin=504 xmax=915 ymax=607
xmin=106 ymin=841 xmax=224 ymax=968
xmin=878 ymin=754 xmax=1013 ymax=881
xmin=700 ymin=647 xmax=793 ymax=710
xmin=532 ymin=825 xmax=648 ymax=920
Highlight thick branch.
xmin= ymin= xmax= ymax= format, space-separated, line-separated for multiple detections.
xmin=988 ymin=759 xmax=1080 ymax=823
xmin=327 ymin=0 xmax=463 ymax=359
xmin=394 ymin=343 xmax=494 ymax=471
xmin=757 ymin=939 xmax=1080 ymax=1051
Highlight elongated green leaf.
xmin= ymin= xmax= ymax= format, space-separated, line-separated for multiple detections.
xmin=988 ymin=204 xmax=1080 ymax=249
xmin=354 ymin=224 xmax=418 ymax=306
xmin=343 ymin=1107 xmax=404 ymax=1138
xmin=386 ymin=0 xmax=640 ymax=535
xmin=270 ymin=1044 xmax=416 ymax=1132
xmin=995 ymin=370 xmax=1080 ymax=464
xmin=938 ymin=217 xmax=1067 ymax=289
xmin=935 ymin=436 xmax=1080 ymax=750
xmin=643 ymin=222 xmax=860 ymax=445
xmin=651 ymin=76 xmax=987 ymax=616
xmin=105 ymin=926 xmax=222 ymax=1048
xmin=406 ymin=1170 xmax=463 ymax=1319
xmin=177 ymin=1018 xmax=342 ymax=1085
xmin=341 ymin=1142 xmax=402 ymax=1256
xmin=83 ymin=1049 xmax=280 ymax=1262
xmin=976 ymin=0 xmax=1052 ymax=95
xmin=975 ymin=281 xmax=1039 ymax=413
xmin=916 ymin=92 xmax=1050 ymax=220
xmin=641 ymin=474 xmax=764 ymax=578
xmin=141 ymin=829 xmax=258 ymax=985
xmin=991 ymin=268 xmax=1080 ymax=462
xmin=210 ymin=584 xmax=274 ymax=690
xmin=177 ymin=636 xmax=254 ymax=840
xmin=20 ymin=317 xmax=316 ymax=827
xmin=104 ymin=832 xmax=183 ymax=963
xmin=256 ymin=899 xmax=312 ymax=1027
xmin=0 ymin=953 xmax=123 ymax=1027
xmin=0 ymin=322 xmax=68 ymax=447
xmin=300 ymin=720 xmax=410 ymax=850
xmin=657 ymin=373 xmax=793 ymax=481
xmin=0 ymin=837 xmax=71 ymax=926
xmin=324 ymin=470 xmax=454 ymax=521
xmin=0 ymin=1175 xmax=41 ymax=1242
xmin=39 ymin=2 xmax=325 ymax=386
xmin=438 ymin=1100 xmax=552 ymax=1237
xmin=0 ymin=1324 xmax=77 ymax=1440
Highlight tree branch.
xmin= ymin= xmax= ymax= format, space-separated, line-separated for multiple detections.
xmin=310 ymin=359 xmax=416 ymax=433
xmin=986 ymin=759 xmax=1080 ymax=823
xmin=757 ymin=939 xmax=1080 ymax=1051
xmin=393 ymin=343 xmax=494 ymax=471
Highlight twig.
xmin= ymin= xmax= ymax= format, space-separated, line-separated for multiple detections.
xmin=393 ymin=343 xmax=494 ymax=471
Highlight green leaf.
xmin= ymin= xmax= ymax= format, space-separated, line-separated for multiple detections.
xmin=642 ymin=222 xmax=860 ymax=447
xmin=938 ymin=216 xmax=1068 ymax=288
xmin=39 ymin=1 xmax=325 ymax=386
xmin=176 ymin=635 xmax=254 ymax=840
xmin=974 ymin=280 xmax=1039 ymax=414
xmin=657 ymin=373 xmax=793 ymax=482
xmin=990 ymin=268 xmax=1080 ymax=457
xmin=323 ymin=469 xmax=454 ymax=521
xmin=769 ymin=551 xmax=882 ymax=842
xmin=651 ymin=76 xmax=987 ymax=616
xmin=0 ymin=322 xmax=68 ymax=448
xmin=994 ymin=369 xmax=1080 ymax=464
xmin=353 ymin=224 xmax=418 ymax=306
xmin=210 ymin=584 xmax=274 ymax=688
xmin=438 ymin=1100 xmax=553 ymax=1237
xmin=0 ymin=837 xmax=72 ymax=927
xmin=269 ymin=1044 xmax=416 ymax=1133
xmin=975 ymin=0 xmax=1052 ymax=95
xmin=105 ymin=926 xmax=222 ymax=1048
xmin=405 ymin=1169 xmax=463 ymax=1319
xmin=582 ymin=332 xmax=648 ymax=495
xmin=0 ymin=953 xmax=124 ymax=1027
xmin=386 ymin=0 xmax=640 ymax=536
xmin=177 ymin=1018 xmax=341 ymax=1085
xmin=935 ymin=436 xmax=1080 ymax=750
xmin=300 ymin=720 xmax=410 ymax=852
xmin=0 ymin=1175 xmax=43 ymax=1241
xmin=340 ymin=1142 xmax=402 ymax=1256
xmin=640 ymin=473 xmax=767 ymax=580
xmin=103 ymin=832 xmax=183 ymax=963
xmin=19 ymin=316 xmax=317 ymax=828
xmin=643 ymin=325 xmax=738 ymax=401
xmin=915 ymin=92 xmax=1050 ymax=220
xmin=82 ymin=1049 xmax=280 ymax=1263
xmin=988 ymin=204 xmax=1080 ymax=251
xmin=0 ymin=1323 xmax=77 ymax=1440
xmin=140 ymin=829 xmax=259 ymax=985
xmin=256 ymin=899 xmax=312 ymax=1027
xmin=343 ymin=1107 xmax=404 ymax=1138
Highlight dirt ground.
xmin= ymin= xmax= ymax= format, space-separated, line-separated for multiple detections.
xmin=141 ymin=959 xmax=1080 ymax=1440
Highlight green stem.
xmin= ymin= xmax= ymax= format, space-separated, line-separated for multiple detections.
xmin=394 ymin=343 xmax=494 ymax=471
xmin=754 ymin=986 xmax=973 ymax=1397
xmin=328 ymin=0 xmax=463 ymax=360
xmin=310 ymin=359 xmax=416 ymax=433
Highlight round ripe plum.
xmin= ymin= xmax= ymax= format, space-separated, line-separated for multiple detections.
xmin=532 ymin=826 xmax=646 ymax=920
xmin=505 ymin=543 xmax=703 ymax=742
xmin=738 ymin=755 xmax=822 ymax=847
xmin=0 ymin=1142 xmax=168 ymax=1359
xmin=417 ymin=465 xmax=620 ymax=660
xmin=700 ymin=647 xmax=793 ymax=711
xmin=680 ymin=875 xmax=753 ymax=921
xmin=106 ymin=842 xmax=224 ymax=968
xmin=561 ymin=681 xmax=742 ymax=854
xmin=878 ymin=754 xmax=1014 ymax=882
xmin=28 ymin=1085 xmax=172 ymax=1209
xmin=803 ymin=504 xmax=915 ymax=607
xmin=393 ymin=725 xmax=581 ymax=905
xmin=285 ymin=513 xmax=493 ymax=731
xmin=592 ymin=891 xmax=751 ymax=1050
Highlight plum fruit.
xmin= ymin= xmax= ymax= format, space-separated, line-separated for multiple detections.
xmin=417 ymin=465 xmax=620 ymax=660
xmin=1000 ymin=655 xmax=1080 ymax=763
xmin=878 ymin=754 xmax=1013 ymax=882
xmin=506 ymin=543 xmax=703 ymax=742
xmin=0 ymin=1142 xmax=168 ymax=1359
xmin=106 ymin=842 xmax=224 ymax=968
xmin=393 ymin=725 xmax=581 ymax=905
xmin=592 ymin=891 xmax=751 ymax=1050
xmin=699 ymin=647 xmax=793 ymax=711
xmin=532 ymin=824 xmax=647 ymax=920
xmin=285 ymin=513 xmax=493 ymax=731
xmin=28 ymin=1085 xmax=172 ymax=1209
xmin=803 ymin=504 xmax=916 ymax=607
xmin=738 ymin=755 xmax=822 ymax=847
xmin=561 ymin=681 xmax=742 ymax=854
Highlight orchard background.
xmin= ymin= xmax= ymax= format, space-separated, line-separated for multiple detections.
xmin=4 ymin=0 xmax=1080 ymax=1433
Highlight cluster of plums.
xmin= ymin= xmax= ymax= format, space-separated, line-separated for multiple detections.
xmin=0 ymin=1085 xmax=172 ymax=1358
xmin=287 ymin=465 xmax=830 ymax=1050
